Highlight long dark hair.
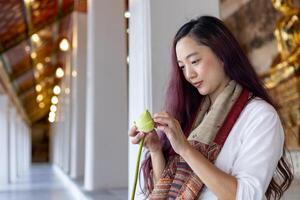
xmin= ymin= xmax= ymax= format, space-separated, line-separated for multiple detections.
xmin=140 ymin=15 xmax=293 ymax=199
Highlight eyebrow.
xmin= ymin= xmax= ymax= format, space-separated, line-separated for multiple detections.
xmin=177 ymin=52 xmax=199 ymax=63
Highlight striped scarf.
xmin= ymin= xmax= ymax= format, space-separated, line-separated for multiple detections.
xmin=149 ymin=80 xmax=251 ymax=200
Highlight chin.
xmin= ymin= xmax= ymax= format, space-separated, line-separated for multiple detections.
xmin=197 ymin=88 xmax=209 ymax=96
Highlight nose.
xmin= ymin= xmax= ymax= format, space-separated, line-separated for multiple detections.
xmin=185 ymin=65 xmax=196 ymax=81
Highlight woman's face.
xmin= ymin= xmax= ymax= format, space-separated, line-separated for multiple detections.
xmin=176 ymin=36 xmax=230 ymax=100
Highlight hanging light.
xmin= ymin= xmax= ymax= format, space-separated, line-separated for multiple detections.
xmin=51 ymin=96 xmax=58 ymax=104
xmin=50 ymin=105 xmax=57 ymax=112
xmin=53 ymin=85 xmax=61 ymax=95
xmin=36 ymin=94 xmax=43 ymax=102
xmin=48 ymin=111 xmax=56 ymax=123
xmin=124 ymin=11 xmax=131 ymax=18
xmin=39 ymin=102 xmax=45 ymax=109
xmin=31 ymin=52 xmax=37 ymax=59
xmin=49 ymin=111 xmax=56 ymax=119
xmin=48 ymin=116 xmax=55 ymax=123
xmin=35 ymin=84 xmax=42 ymax=92
xmin=45 ymin=57 xmax=51 ymax=63
xmin=59 ymin=38 xmax=70 ymax=51
xmin=24 ymin=0 xmax=32 ymax=5
xmin=56 ymin=67 xmax=64 ymax=78
xmin=34 ymin=70 xmax=39 ymax=79
xmin=31 ymin=34 xmax=40 ymax=43
xmin=36 ymin=63 xmax=43 ymax=71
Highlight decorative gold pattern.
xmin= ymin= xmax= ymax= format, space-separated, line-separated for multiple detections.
xmin=262 ymin=0 xmax=300 ymax=149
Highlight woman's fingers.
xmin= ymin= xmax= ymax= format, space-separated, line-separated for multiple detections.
xmin=153 ymin=112 xmax=181 ymax=139
xmin=129 ymin=125 xmax=144 ymax=144
xmin=153 ymin=115 xmax=176 ymax=129
xmin=156 ymin=125 xmax=172 ymax=135
xmin=131 ymin=132 xmax=145 ymax=144
xmin=128 ymin=125 xmax=138 ymax=137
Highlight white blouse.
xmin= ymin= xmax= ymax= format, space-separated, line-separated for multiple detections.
xmin=199 ymin=97 xmax=284 ymax=200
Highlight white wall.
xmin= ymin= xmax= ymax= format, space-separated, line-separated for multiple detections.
xmin=0 ymin=96 xmax=9 ymax=185
xmin=9 ymin=106 xmax=17 ymax=183
xmin=0 ymin=96 xmax=30 ymax=186
xmin=84 ymin=0 xmax=128 ymax=190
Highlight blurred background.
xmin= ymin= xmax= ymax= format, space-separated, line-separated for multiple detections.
xmin=0 ymin=0 xmax=299 ymax=199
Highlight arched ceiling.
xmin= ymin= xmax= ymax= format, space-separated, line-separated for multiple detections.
xmin=0 ymin=0 xmax=86 ymax=124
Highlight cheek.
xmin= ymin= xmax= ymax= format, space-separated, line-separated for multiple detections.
xmin=206 ymin=57 xmax=224 ymax=78
xmin=201 ymin=60 xmax=224 ymax=89
xmin=197 ymin=60 xmax=214 ymax=79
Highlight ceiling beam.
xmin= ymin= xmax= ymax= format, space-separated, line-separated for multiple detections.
xmin=75 ymin=0 xmax=87 ymax=13
xmin=0 ymin=54 xmax=30 ymax=124
xmin=0 ymin=6 xmax=74 ymax=55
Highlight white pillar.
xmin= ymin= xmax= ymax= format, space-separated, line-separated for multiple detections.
xmin=29 ymin=126 xmax=31 ymax=168
xmin=9 ymin=106 xmax=17 ymax=183
xmin=56 ymin=104 xmax=64 ymax=169
xmin=84 ymin=0 xmax=127 ymax=190
xmin=23 ymin=125 xmax=27 ymax=170
xmin=54 ymin=121 xmax=60 ymax=167
xmin=21 ymin=122 xmax=29 ymax=175
xmin=20 ymin=122 xmax=25 ymax=176
xmin=62 ymin=53 xmax=72 ymax=174
xmin=0 ymin=95 xmax=9 ymax=185
xmin=25 ymin=125 xmax=31 ymax=172
xmin=128 ymin=0 xmax=219 ymax=198
xmin=70 ymin=12 xmax=87 ymax=179
xmin=51 ymin=124 xmax=57 ymax=165
xmin=49 ymin=128 xmax=53 ymax=163
xmin=53 ymin=123 xmax=60 ymax=166
xmin=15 ymin=116 xmax=27 ymax=177
xmin=16 ymin=115 xmax=23 ymax=177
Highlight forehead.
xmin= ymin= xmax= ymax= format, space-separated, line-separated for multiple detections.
xmin=175 ymin=36 xmax=209 ymax=58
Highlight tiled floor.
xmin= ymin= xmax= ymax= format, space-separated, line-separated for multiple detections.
xmin=0 ymin=164 xmax=128 ymax=200
xmin=0 ymin=164 xmax=74 ymax=200
xmin=83 ymin=188 xmax=128 ymax=200
xmin=0 ymin=164 xmax=299 ymax=200
xmin=53 ymin=165 xmax=128 ymax=200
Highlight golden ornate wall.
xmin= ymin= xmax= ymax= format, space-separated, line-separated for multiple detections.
xmin=221 ymin=0 xmax=300 ymax=149
xmin=262 ymin=0 xmax=300 ymax=149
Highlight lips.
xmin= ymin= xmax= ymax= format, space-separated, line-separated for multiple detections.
xmin=192 ymin=81 xmax=203 ymax=87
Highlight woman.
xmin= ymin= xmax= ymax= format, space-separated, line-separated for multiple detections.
xmin=128 ymin=16 xmax=293 ymax=200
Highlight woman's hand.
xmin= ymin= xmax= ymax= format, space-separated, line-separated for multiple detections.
xmin=128 ymin=126 xmax=162 ymax=153
xmin=153 ymin=112 xmax=190 ymax=155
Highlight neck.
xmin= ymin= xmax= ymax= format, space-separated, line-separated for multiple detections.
xmin=208 ymin=78 xmax=231 ymax=105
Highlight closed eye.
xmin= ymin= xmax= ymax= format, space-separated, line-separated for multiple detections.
xmin=191 ymin=59 xmax=200 ymax=65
